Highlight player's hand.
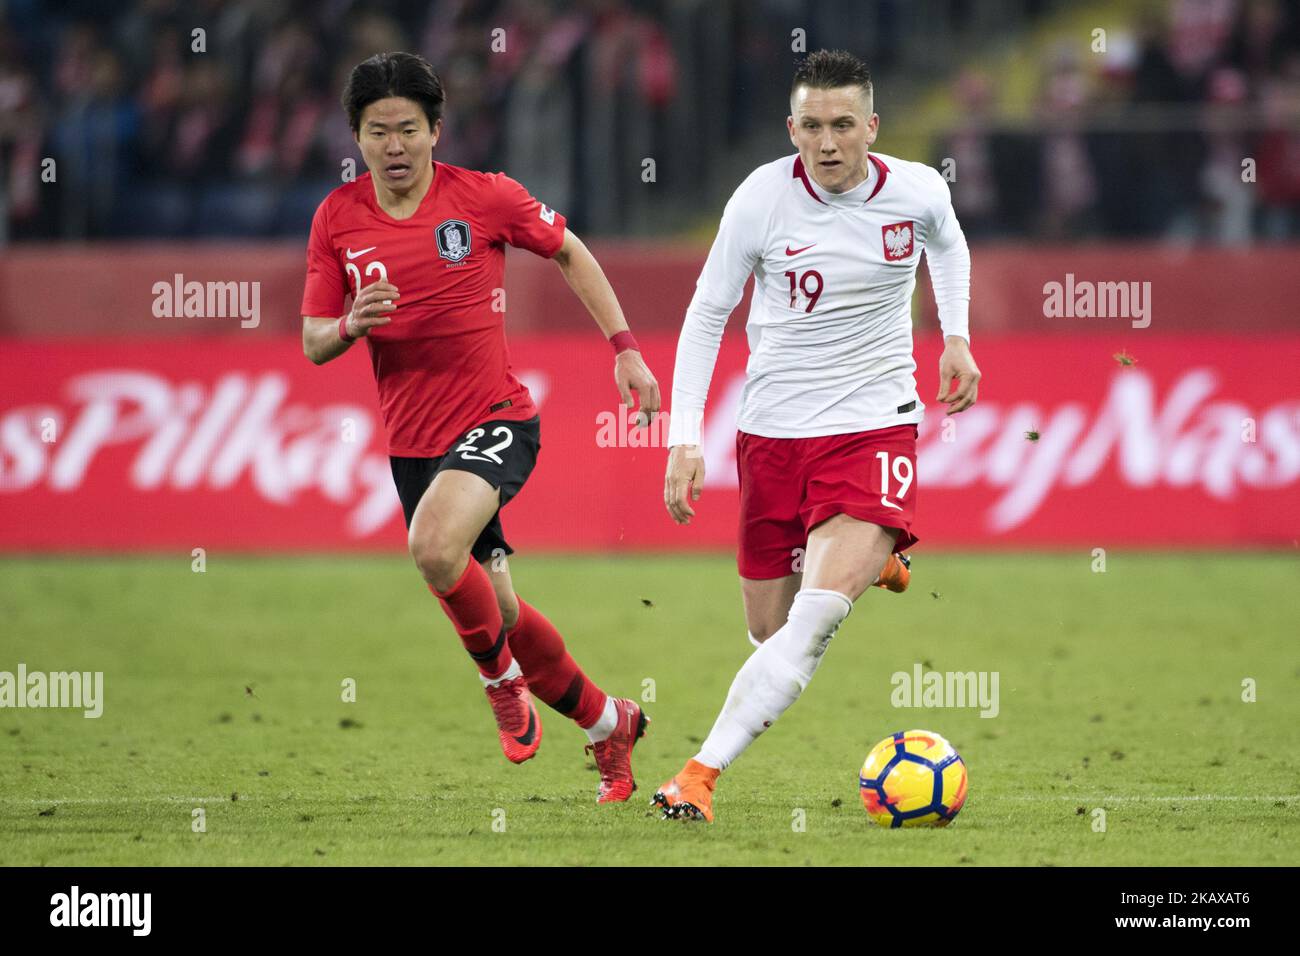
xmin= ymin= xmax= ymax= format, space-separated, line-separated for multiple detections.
xmin=664 ymin=444 xmax=705 ymax=525
xmin=614 ymin=348 xmax=661 ymax=426
xmin=346 ymin=280 xmax=400 ymax=338
xmin=936 ymin=336 xmax=981 ymax=415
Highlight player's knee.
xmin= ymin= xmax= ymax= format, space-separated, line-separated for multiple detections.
xmin=812 ymin=553 xmax=888 ymax=599
xmin=408 ymin=530 xmax=467 ymax=589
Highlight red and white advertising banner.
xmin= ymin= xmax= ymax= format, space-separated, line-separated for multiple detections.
xmin=1 ymin=334 xmax=1296 ymax=552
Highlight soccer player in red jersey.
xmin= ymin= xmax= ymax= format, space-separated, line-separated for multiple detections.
xmin=301 ymin=53 xmax=657 ymax=802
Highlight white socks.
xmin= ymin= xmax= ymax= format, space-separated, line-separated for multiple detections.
xmin=583 ymin=696 xmax=619 ymax=743
xmin=695 ymin=589 xmax=853 ymax=771
xmin=480 ymin=658 xmax=523 ymax=687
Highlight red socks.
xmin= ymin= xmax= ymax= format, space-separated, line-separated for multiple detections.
xmin=505 ymin=597 xmax=607 ymax=728
xmin=431 ymin=563 xmax=606 ymax=726
xmin=431 ymin=560 xmax=514 ymax=680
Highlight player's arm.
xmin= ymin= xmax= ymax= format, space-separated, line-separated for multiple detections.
xmin=925 ymin=174 xmax=981 ymax=414
xmin=664 ymin=184 xmax=763 ymax=525
xmin=551 ymin=228 xmax=661 ymax=421
xmin=302 ymin=280 xmax=398 ymax=365
xmin=299 ymin=201 xmax=400 ymax=366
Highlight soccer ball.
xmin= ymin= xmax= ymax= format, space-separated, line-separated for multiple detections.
xmin=859 ymin=729 xmax=968 ymax=828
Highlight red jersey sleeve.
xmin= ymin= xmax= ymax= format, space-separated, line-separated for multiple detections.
xmin=300 ymin=199 xmax=347 ymax=317
xmin=487 ymin=173 xmax=567 ymax=258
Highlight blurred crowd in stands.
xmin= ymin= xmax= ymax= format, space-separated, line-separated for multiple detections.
xmin=1 ymin=0 xmax=682 ymax=239
xmin=941 ymin=0 xmax=1300 ymax=242
xmin=0 ymin=0 xmax=1297 ymax=243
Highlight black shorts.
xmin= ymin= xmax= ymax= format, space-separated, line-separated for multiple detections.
xmin=390 ymin=416 xmax=541 ymax=563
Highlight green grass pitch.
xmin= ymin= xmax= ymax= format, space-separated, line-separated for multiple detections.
xmin=1 ymin=552 xmax=1296 ymax=866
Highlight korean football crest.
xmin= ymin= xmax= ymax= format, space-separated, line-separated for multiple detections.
xmin=436 ymin=220 xmax=472 ymax=262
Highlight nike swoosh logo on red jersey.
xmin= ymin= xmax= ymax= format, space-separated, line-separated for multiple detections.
xmin=880 ymin=495 xmax=904 ymax=512
xmin=346 ymin=246 xmax=377 ymax=259
xmin=785 ymin=243 xmax=816 ymax=256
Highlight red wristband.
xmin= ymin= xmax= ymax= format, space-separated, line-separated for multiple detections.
xmin=609 ymin=330 xmax=639 ymax=354
xmin=338 ymin=314 xmax=356 ymax=344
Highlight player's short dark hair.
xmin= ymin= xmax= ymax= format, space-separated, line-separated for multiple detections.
xmin=791 ymin=49 xmax=873 ymax=104
xmin=343 ymin=52 xmax=445 ymax=134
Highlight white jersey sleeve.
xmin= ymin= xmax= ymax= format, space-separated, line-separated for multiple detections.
xmin=666 ymin=171 xmax=770 ymax=447
xmin=920 ymin=169 xmax=971 ymax=344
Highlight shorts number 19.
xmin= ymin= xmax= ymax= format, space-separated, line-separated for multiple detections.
xmin=875 ymin=451 xmax=914 ymax=511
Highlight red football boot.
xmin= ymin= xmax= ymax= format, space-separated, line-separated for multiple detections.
xmin=484 ymin=675 xmax=542 ymax=764
xmin=585 ymin=698 xmax=649 ymax=803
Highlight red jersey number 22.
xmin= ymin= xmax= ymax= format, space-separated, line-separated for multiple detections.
xmin=345 ymin=258 xmax=389 ymax=296
xmin=457 ymin=426 xmax=514 ymax=464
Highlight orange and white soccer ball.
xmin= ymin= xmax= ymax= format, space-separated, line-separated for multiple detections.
xmin=859 ymin=730 xmax=968 ymax=828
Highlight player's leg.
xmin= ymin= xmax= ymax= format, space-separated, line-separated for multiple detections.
xmin=405 ymin=413 xmax=542 ymax=684
xmin=658 ymin=518 xmax=896 ymax=821
xmin=478 ymin=551 xmax=648 ymax=801
xmin=409 ymin=467 xmax=516 ymax=676
xmin=741 ymin=558 xmax=905 ymax=637
xmin=802 ymin=513 xmax=900 ymax=598
xmin=430 ymin=413 xmax=648 ymax=794
xmin=406 ymin=467 xmax=546 ymax=763
xmin=657 ymin=426 xmax=919 ymax=820
xmin=393 ymin=457 xmax=512 ymax=679
xmin=741 ymin=573 xmax=801 ymax=644
xmin=656 ymin=431 xmax=807 ymax=819
xmin=477 ymin=550 xmax=520 ymax=629
xmin=699 ymin=519 xmax=895 ymax=765
xmin=393 ymin=417 xmax=552 ymax=765
xmin=655 ymin=577 xmax=799 ymax=819
xmin=478 ymin=551 xmax=611 ymax=734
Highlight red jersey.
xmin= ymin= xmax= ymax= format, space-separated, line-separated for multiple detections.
xmin=300 ymin=161 xmax=567 ymax=456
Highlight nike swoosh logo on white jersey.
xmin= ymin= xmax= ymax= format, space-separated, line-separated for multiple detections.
xmin=880 ymin=495 xmax=904 ymax=512
xmin=346 ymin=246 xmax=377 ymax=259
xmin=785 ymin=243 xmax=816 ymax=255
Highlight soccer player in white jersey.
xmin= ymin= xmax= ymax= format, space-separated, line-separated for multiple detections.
xmin=653 ymin=50 xmax=982 ymax=822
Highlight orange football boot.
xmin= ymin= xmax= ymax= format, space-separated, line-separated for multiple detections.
xmin=873 ymin=552 xmax=911 ymax=593
xmin=653 ymin=758 xmax=720 ymax=822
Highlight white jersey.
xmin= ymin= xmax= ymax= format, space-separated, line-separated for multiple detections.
xmin=667 ymin=151 xmax=970 ymax=446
